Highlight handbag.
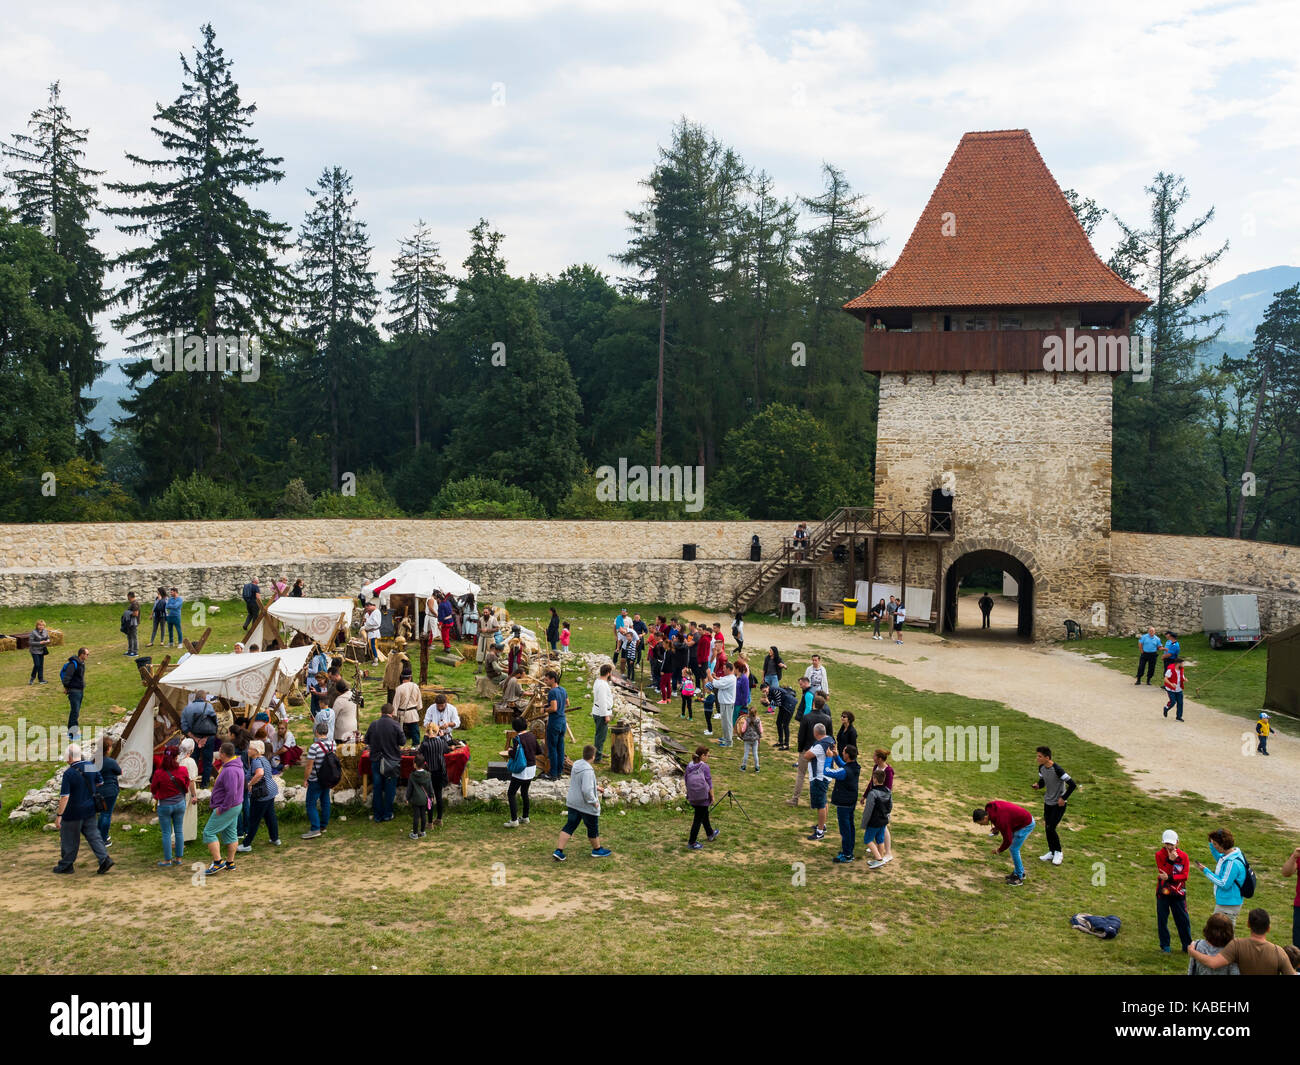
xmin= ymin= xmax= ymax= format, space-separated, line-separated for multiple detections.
xmin=380 ymin=755 xmax=402 ymax=779
xmin=507 ymin=739 xmax=527 ymax=775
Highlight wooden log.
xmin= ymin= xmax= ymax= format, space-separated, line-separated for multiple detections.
xmin=610 ymin=723 xmax=634 ymax=774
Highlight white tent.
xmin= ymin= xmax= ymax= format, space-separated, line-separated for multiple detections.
xmin=158 ymin=645 xmax=314 ymax=705
xmin=267 ymin=596 xmax=353 ymax=643
xmin=362 ymin=559 xmax=480 ymax=605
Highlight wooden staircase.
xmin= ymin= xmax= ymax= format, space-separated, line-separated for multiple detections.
xmin=729 ymin=506 xmax=955 ymax=615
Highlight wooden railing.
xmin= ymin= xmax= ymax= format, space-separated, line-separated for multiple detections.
xmin=729 ymin=506 xmax=955 ymax=614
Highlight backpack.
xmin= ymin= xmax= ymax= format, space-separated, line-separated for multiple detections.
xmin=120 ymin=609 xmax=132 ymax=634
xmin=314 ymin=746 xmax=342 ymax=790
xmin=1239 ymin=853 xmax=1257 ymax=899
xmin=731 ymin=619 xmax=740 ymax=637
xmin=684 ymin=761 xmax=711 ymax=804
xmin=60 ymin=659 xmax=78 ymax=686
xmin=242 ymin=582 xmax=256 ymax=602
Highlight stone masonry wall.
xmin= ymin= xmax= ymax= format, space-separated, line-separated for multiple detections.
xmin=873 ymin=371 xmax=1113 ymax=638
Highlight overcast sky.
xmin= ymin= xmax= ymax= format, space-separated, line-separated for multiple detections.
xmin=3 ymin=0 xmax=1297 ymax=359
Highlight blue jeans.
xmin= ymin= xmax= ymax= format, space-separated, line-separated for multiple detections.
xmin=1164 ymin=689 xmax=1184 ymax=719
xmin=66 ymin=689 xmax=83 ymax=736
xmin=30 ymin=653 xmax=45 ymax=682
xmin=97 ymin=792 xmax=118 ymax=839
xmin=1009 ymin=818 xmax=1036 ymax=877
xmin=371 ymin=767 xmax=397 ymax=820
xmin=306 ymin=779 xmax=331 ymax=831
xmin=764 ymin=673 xmax=779 ymax=690
xmin=167 ymin=616 xmax=183 ymax=643
xmin=546 ymin=719 xmax=566 ymax=779
xmin=158 ymin=797 xmax=186 ymax=860
xmin=835 ymin=805 xmax=856 ymax=857
xmin=243 ymin=797 xmax=278 ymax=845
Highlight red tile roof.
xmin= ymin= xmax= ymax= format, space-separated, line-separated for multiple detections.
xmin=844 ymin=130 xmax=1151 ymax=315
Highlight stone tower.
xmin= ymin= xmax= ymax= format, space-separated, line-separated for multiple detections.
xmin=843 ymin=129 xmax=1151 ymax=639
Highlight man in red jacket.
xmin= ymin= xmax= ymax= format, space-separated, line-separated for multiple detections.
xmin=695 ymin=627 xmax=712 ymax=687
xmin=973 ymin=800 xmax=1036 ymax=886
xmin=1156 ymin=828 xmax=1193 ymax=953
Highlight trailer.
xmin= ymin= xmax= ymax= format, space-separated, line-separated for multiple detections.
xmin=1201 ymin=594 xmax=1261 ymax=649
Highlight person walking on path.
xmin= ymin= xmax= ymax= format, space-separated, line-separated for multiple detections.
xmin=543 ymin=670 xmax=568 ymax=781
xmin=1256 ymin=712 xmax=1272 ymax=755
xmin=684 ymin=745 xmax=720 ymax=850
xmin=1155 ymin=829 xmax=1193 ymax=954
xmin=1136 ymin=626 xmax=1162 ymax=685
xmin=978 ymin=592 xmax=994 ymax=629
xmin=973 ymin=799 xmax=1035 ymax=886
xmin=149 ymin=588 xmax=167 ymax=646
xmin=1031 ymin=745 xmax=1076 ymax=865
xmin=28 ymin=618 xmax=50 ymax=685
xmin=553 ymin=745 xmax=608 ymax=860
xmin=61 ymin=647 xmax=88 ymax=741
xmin=149 ymin=746 xmax=190 ymax=866
xmin=592 ymin=663 xmax=614 ymax=764
xmin=52 ymin=744 xmax=112 ymax=875
xmin=1194 ymin=828 xmax=1248 ymax=926
xmin=502 ymin=715 xmax=539 ymax=828
xmin=1162 ymin=657 xmax=1186 ymax=721
xmin=203 ymin=742 xmax=245 ymax=876
xmin=825 ymin=743 xmax=861 ymax=863
xmin=1188 ymin=909 xmax=1296 ymax=974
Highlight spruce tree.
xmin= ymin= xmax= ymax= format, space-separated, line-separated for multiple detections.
xmin=3 ymin=81 xmax=108 ymax=453
xmin=106 ymin=23 xmax=295 ymax=497
xmin=386 ymin=220 xmax=451 ymax=449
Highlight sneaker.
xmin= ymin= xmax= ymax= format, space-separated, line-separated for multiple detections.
xmin=807 ymin=830 xmax=825 ymax=841
xmin=833 ymin=854 xmax=854 ymax=863
xmin=1052 ymin=852 xmax=1063 ymax=865
xmin=707 ymin=829 xmax=720 ymax=842
xmin=105 ymin=837 xmax=113 ymax=848
xmin=1007 ymin=875 xmax=1024 ymax=886
xmin=552 ymin=849 xmax=566 ymax=862
xmin=300 ymin=830 xmax=321 ymax=840
xmin=503 ymin=820 xmax=520 ymax=828
xmin=53 ymin=865 xmax=74 ymax=874
xmin=1160 ymin=946 xmax=1172 ymax=954
xmin=867 ymin=859 xmax=885 ymax=869
xmin=785 ymin=799 xmax=798 ymax=807
xmin=521 ymin=817 xmax=530 ymax=824
xmin=409 ymin=832 xmax=420 ymax=840
xmin=236 ymin=844 xmax=252 ymax=853
xmin=703 ymin=730 xmax=712 ymax=736
xmin=204 ymin=861 xmax=225 ymax=876
xmin=223 ymin=861 xmax=235 ymax=872
xmin=880 ymin=854 xmax=893 ymax=864
xmin=1163 ymin=705 xmax=1169 ymax=717
xmin=1039 ymin=851 xmax=1055 ymax=861
xmin=590 ymin=847 xmax=611 ymax=858
xmin=688 ymin=841 xmax=703 ymax=850
xmin=96 ymin=858 xmax=114 ymax=875
xmin=754 ymin=767 xmax=760 ymax=774
xmin=271 ymin=839 xmax=281 ymax=846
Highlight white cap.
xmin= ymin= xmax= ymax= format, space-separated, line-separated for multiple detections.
xmin=1162 ymin=830 xmax=1179 ymax=845
xmin=1260 ymin=712 xmax=1270 ymax=719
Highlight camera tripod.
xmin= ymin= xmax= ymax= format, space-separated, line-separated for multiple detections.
xmin=710 ymin=789 xmax=752 ymax=823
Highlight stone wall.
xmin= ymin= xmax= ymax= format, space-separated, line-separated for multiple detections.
xmin=0 ymin=518 xmax=792 ymax=570
xmin=873 ymin=371 xmax=1113 ymax=638
xmin=0 ymin=557 xmax=771 ymax=613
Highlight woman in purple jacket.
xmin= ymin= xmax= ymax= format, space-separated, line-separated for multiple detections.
xmin=203 ymin=742 xmax=245 ymax=876
xmin=684 ymin=746 xmax=721 ymax=850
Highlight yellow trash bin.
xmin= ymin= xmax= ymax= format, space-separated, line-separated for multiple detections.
xmin=842 ymin=598 xmax=858 ymax=626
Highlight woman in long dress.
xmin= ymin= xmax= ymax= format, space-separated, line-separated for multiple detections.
xmin=178 ymin=737 xmax=200 ymax=843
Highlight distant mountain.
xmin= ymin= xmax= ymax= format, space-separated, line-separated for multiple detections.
xmin=85 ymin=359 xmax=134 ymax=436
xmin=1193 ymin=265 xmax=1300 ymax=365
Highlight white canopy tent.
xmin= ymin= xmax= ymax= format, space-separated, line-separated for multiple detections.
xmin=267 ymin=596 xmax=354 ymax=644
xmin=158 ymin=645 xmax=315 ymax=705
xmin=361 ymin=559 xmax=480 ymax=605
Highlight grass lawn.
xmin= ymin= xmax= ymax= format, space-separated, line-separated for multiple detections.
xmin=1057 ymin=631 xmax=1269 ymax=721
xmin=0 ymin=598 xmax=1292 ymax=974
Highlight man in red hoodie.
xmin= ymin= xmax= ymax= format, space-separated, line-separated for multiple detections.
xmin=1156 ymin=828 xmax=1193 ymax=953
xmin=973 ymin=800 xmax=1036 ymax=886
xmin=695 ymin=626 xmax=712 ymax=687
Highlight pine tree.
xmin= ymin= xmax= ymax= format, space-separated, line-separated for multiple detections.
xmin=386 ymin=220 xmax=451 ymax=448
xmin=295 ymin=164 xmax=379 ymax=485
xmin=106 ymin=23 xmax=296 ymax=496
xmin=3 ymin=81 xmax=108 ymax=453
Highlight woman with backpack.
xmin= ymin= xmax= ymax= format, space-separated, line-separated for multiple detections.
xmin=684 ymin=746 xmax=720 ymax=850
xmin=1195 ymin=827 xmax=1250 ymax=927
xmin=502 ymin=716 xmax=540 ymax=828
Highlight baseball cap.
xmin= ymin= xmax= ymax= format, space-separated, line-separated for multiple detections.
xmin=1161 ymin=830 xmax=1179 ymax=845
xmin=1260 ymin=712 xmax=1270 ymax=719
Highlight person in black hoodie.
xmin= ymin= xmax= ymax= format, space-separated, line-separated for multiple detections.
xmin=837 ymin=710 xmax=857 ymax=754
xmin=546 ymin=608 xmax=560 ymax=652
xmin=825 ymin=744 xmax=861 ymax=863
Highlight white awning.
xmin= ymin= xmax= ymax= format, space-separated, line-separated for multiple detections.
xmin=267 ymin=596 xmax=353 ymax=641
xmin=158 ymin=645 xmax=314 ymax=704
xmin=361 ymin=559 xmax=481 ymax=604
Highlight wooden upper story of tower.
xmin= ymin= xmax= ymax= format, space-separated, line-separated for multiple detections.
xmin=844 ymin=129 xmax=1151 ymax=373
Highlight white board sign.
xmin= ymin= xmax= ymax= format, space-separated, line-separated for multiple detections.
xmin=779 ymin=587 xmax=801 ymax=604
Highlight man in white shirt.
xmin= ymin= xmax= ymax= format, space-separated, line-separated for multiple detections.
xmin=893 ymin=603 xmax=906 ymax=645
xmin=804 ymin=655 xmax=829 ymax=697
xmin=423 ymin=694 xmax=460 ymax=737
xmin=710 ymin=662 xmax=738 ymax=747
xmin=362 ymin=602 xmax=382 ymax=663
xmin=592 ymin=663 xmax=615 ymax=764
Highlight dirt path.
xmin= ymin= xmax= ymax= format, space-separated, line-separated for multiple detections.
xmin=713 ymin=609 xmax=1298 ymax=825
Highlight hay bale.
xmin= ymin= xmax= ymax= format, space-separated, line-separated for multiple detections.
xmin=47 ymin=629 xmax=65 ymax=646
xmin=287 ymin=691 xmax=305 ymax=707
xmin=0 ymin=637 xmax=17 ymax=652
xmin=457 ymin=704 xmax=480 ymax=729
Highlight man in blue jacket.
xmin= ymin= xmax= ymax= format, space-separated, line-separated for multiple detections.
xmin=165 ymin=587 xmax=185 ymax=646
xmin=53 ymin=743 xmax=112 ymax=875
xmin=62 ymin=647 xmax=88 ymax=741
